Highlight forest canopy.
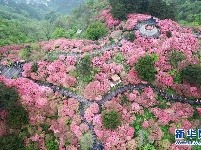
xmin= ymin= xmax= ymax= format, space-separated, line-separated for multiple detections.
xmin=109 ymin=0 xmax=177 ymax=20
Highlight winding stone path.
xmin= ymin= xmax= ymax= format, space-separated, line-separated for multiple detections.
xmin=48 ymin=43 xmax=119 ymax=60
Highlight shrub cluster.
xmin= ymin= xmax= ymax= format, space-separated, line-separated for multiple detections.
xmin=102 ymin=110 xmax=120 ymax=130
xmin=85 ymin=21 xmax=107 ymax=40
xmin=135 ymin=55 xmax=157 ymax=82
xmin=0 ymin=82 xmax=19 ymax=109
xmin=181 ymin=65 xmax=201 ymax=87
xmin=0 ymin=134 xmax=25 ymax=150
xmin=6 ymin=105 xmax=29 ymax=128
xmin=168 ymin=51 xmax=186 ymax=68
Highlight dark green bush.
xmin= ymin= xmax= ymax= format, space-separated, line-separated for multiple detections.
xmin=166 ymin=31 xmax=172 ymax=38
xmin=6 ymin=105 xmax=29 ymax=128
xmin=0 ymin=82 xmax=19 ymax=110
xmin=31 ymin=62 xmax=39 ymax=73
xmin=127 ymin=32 xmax=136 ymax=42
xmin=0 ymin=134 xmax=25 ymax=150
xmin=109 ymin=0 xmax=176 ymax=21
xmin=168 ymin=51 xmax=186 ymax=68
xmin=102 ymin=110 xmax=120 ymax=130
xmin=135 ymin=55 xmax=157 ymax=82
xmin=77 ymin=54 xmax=92 ymax=78
xmin=85 ymin=21 xmax=107 ymax=40
xmin=181 ymin=65 xmax=201 ymax=86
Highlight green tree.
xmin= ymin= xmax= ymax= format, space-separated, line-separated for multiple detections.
xmin=181 ymin=65 xmax=201 ymax=86
xmin=148 ymin=0 xmax=176 ymax=20
xmin=6 ymin=105 xmax=29 ymax=128
xmin=0 ymin=134 xmax=25 ymax=150
xmin=0 ymin=82 xmax=19 ymax=110
xmin=135 ymin=55 xmax=157 ymax=82
xmin=109 ymin=0 xmax=176 ymax=20
xmin=102 ymin=110 xmax=120 ymax=130
xmin=85 ymin=21 xmax=107 ymax=40
xmin=77 ymin=53 xmax=92 ymax=77
xmin=52 ymin=27 xmax=66 ymax=39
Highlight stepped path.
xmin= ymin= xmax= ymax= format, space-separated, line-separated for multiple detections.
xmin=48 ymin=43 xmax=118 ymax=59
xmin=1 ymin=47 xmax=201 ymax=149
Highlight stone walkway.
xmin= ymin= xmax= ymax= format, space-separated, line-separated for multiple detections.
xmin=48 ymin=43 xmax=119 ymax=60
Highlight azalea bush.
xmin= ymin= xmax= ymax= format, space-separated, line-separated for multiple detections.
xmin=102 ymin=110 xmax=120 ymax=130
xmin=135 ymin=55 xmax=157 ymax=82
xmin=168 ymin=51 xmax=186 ymax=68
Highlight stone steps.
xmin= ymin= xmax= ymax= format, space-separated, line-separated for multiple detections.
xmin=0 ymin=65 xmax=22 ymax=79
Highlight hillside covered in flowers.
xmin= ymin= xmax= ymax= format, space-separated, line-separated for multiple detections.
xmin=0 ymin=1 xmax=201 ymax=150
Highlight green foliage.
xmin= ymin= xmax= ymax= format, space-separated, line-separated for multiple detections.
xmin=135 ymin=55 xmax=157 ymax=82
xmin=19 ymin=45 xmax=31 ymax=60
xmin=80 ymin=132 xmax=94 ymax=150
xmin=135 ymin=129 xmax=151 ymax=148
xmin=177 ymin=1 xmax=201 ymax=24
xmin=31 ymin=62 xmax=39 ymax=73
xmin=85 ymin=21 xmax=107 ymax=40
xmin=173 ymin=73 xmax=182 ymax=84
xmin=52 ymin=27 xmax=66 ymax=39
xmin=6 ymin=105 xmax=29 ymax=128
xmin=151 ymin=53 xmax=159 ymax=62
xmin=102 ymin=110 xmax=120 ymax=130
xmin=155 ymin=139 xmax=171 ymax=149
xmin=0 ymin=134 xmax=25 ymax=150
xmin=45 ymin=138 xmax=59 ymax=150
xmin=77 ymin=53 xmax=92 ymax=78
xmin=114 ymin=52 xmax=124 ymax=64
xmin=181 ymin=65 xmax=201 ymax=86
xmin=148 ymin=0 xmax=176 ymax=20
xmin=0 ymin=82 xmax=19 ymax=110
xmin=109 ymin=0 xmax=176 ymax=20
xmin=168 ymin=51 xmax=186 ymax=68
xmin=166 ymin=30 xmax=172 ymax=38
xmin=125 ymin=32 xmax=136 ymax=42
xmin=109 ymin=2 xmax=128 ymax=20
xmin=142 ymin=144 xmax=156 ymax=150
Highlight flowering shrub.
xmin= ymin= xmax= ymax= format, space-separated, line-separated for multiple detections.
xmin=83 ymin=80 xmax=110 ymax=100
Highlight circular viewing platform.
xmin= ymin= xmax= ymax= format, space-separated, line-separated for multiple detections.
xmin=134 ymin=17 xmax=161 ymax=38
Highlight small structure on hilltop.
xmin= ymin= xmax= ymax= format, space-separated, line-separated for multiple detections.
xmin=134 ymin=16 xmax=160 ymax=38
